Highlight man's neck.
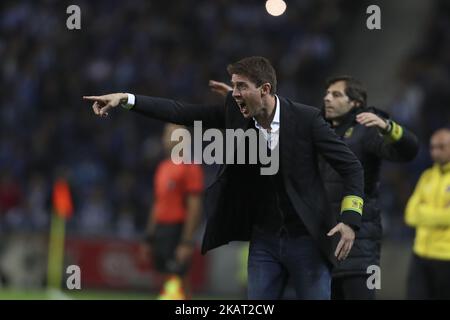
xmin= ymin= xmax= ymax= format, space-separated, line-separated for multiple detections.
xmin=254 ymin=95 xmax=276 ymax=130
xmin=331 ymin=108 xmax=357 ymax=127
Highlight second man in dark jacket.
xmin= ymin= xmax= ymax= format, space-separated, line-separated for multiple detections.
xmin=321 ymin=76 xmax=419 ymax=299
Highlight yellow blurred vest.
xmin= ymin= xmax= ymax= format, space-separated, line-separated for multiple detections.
xmin=405 ymin=162 xmax=450 ymax=260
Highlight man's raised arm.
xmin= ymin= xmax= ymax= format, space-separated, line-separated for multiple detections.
xmin=84 ymin=93 xmax=225 ymax=129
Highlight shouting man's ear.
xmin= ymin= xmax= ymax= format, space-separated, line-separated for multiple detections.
xmin=261 ymin=83 xmax=271 ymax=96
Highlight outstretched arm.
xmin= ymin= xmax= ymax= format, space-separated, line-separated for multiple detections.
xmin=84 ymin=92 xmax=226 ymax=129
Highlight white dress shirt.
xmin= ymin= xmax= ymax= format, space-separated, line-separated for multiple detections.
xmin=253 ymin=95 xmax=280 ymax=151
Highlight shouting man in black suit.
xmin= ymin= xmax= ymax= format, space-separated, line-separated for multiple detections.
xmin=84 ymin=56 xmax=364 ymax=299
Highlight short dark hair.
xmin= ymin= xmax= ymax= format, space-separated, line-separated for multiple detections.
xmin=227 ymin=56 xmax=277 ymax=94
xmin=326 ymin=75 xmax=367 ymax=108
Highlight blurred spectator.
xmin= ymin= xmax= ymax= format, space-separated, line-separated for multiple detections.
xmin=404 ymin=128 xmax=450 ymax=299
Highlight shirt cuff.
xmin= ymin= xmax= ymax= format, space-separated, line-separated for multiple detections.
xmin=121 ymin=93 xmax=135 ymax=110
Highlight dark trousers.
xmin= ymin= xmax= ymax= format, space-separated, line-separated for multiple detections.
xmin=152 ymin=223 xmax=190 ymax=276
xmin=247 ymin=227 xmax=331 ymax=300
xmin=331 ymin=275 xmax=376 ymax=300
xmin=407 ymin=254 xmax=450 ymax=300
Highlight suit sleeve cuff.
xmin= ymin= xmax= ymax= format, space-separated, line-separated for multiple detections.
xmin=340 ymin=211 xmax=362 ymax=231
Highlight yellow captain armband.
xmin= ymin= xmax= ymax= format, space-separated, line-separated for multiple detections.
xmin=384 ymin=120 xmax=403 ymax=142
xmin=341 ymin=195 xmax=363 ymax=215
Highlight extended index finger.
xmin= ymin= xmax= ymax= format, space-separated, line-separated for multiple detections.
xmin=83 ymin=96 xmax=104 ymax=102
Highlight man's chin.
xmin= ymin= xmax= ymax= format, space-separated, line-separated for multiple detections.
xmin=239 ymin=110 xmax=252 ymax=118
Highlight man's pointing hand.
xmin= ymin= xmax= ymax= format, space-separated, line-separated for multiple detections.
xmin=83 ymin=93 xmax=128 ymax=117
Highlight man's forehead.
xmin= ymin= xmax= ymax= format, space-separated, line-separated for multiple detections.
xmin=231 ymin=74 xmax=251 ymax=83
xmin=328 ymin=81 xmax=347 ymax=92
xmin=432 ymin=134 xmax=450 ymax=144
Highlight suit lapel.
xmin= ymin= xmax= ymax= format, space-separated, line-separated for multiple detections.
xmin=216 ymin=100 xmax=252 ymax=179
xmin=278 ymin=96 xmax=294 ymax=174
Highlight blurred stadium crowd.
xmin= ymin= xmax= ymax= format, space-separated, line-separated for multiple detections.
xmin=0 ymin=0 xmax=449 ymax=273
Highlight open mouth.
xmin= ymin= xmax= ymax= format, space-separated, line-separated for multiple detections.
xmin=237 ymin=101 xmax=249 ymax=116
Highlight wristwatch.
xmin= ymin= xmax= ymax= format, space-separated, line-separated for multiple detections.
xmin=383 ymin=119 xmax=393 ymax=134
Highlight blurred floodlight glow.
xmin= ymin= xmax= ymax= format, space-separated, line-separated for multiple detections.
xmin=265 ymin=0 xmax=287 ymax=17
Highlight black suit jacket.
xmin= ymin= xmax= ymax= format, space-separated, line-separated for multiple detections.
xmin=133 ymin=92 xmax=364 ymax=266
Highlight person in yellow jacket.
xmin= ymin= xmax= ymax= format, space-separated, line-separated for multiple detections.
xmin=405 ymin=128 xmax=450 ymax=299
